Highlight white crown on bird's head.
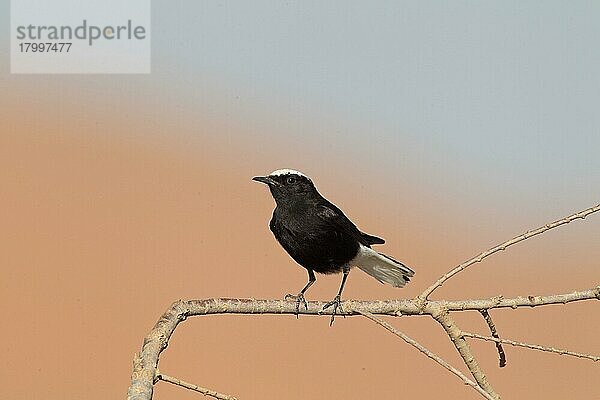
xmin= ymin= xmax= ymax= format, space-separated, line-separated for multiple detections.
xmin=268 ymin=169 xmax=309 ymax=179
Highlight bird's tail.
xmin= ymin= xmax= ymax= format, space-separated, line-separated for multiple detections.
xmin=354 ymin=245 xmax=414 ymax=288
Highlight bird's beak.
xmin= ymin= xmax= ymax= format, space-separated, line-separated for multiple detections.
xmin=252 ymin=176 xmax=277 ymax=186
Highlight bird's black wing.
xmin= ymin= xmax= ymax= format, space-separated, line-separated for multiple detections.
xmin=316 ymin=203 xmax=384 ymax=246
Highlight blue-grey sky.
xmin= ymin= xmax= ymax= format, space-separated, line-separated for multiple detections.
xmin=3 ymin=1 xmax=599 ymax=215
xmin=149 ymin=1 xmax=600 ymax=209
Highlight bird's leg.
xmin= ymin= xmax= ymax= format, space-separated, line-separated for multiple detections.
xmin=285 ymin=269 xmax=316 ymax=316
xmin=322 ymin=266 xmax=350 ymax=326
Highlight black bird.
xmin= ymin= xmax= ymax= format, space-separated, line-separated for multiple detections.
xmin=253 ymin=169 xmax=414 ymax=325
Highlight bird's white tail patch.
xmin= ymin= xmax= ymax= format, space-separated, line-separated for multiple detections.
xmin=352 ymin=245 xmax=414 ymax=288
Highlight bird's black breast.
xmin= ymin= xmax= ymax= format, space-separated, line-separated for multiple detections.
xmin=269 ymin=201 xmax=362 ymax=274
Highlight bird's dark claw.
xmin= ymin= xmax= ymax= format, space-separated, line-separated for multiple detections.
xmin=322 ymin=295 xmax=344 ymax=326
xmin=285 ymin=292 xmax=308 ymax=317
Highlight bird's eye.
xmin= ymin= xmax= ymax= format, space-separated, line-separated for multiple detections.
xmin=286 ymin=176 xmax=297 ymax=184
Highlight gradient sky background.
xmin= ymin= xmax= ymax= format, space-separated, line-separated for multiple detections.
xmin=1 ymin=1 xmax=599 ymax=400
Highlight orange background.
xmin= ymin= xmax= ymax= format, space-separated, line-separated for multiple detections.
xmin=1 ymin=79 xmax=599 ymax=399
xmin=3 ymin=2 xmax=600 ymax=397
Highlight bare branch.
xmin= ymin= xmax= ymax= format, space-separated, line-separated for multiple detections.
xmin=462 ymin=332 xmax=600 ymax=363
xmin=127 ymin=200 xmax=600 ymax=400
xmin=156 ymin=371 xmax=238 ymax=400
xmin=419 ymin=203 xmax=600 ymax=300
xmin=126 ymin=286 xmax=599 ymax=400
xmin=478 ymin=310 xmax=506 ymax=368
xmin=442 ymin=286 xmax=600 ymax=312
xmin=432 ymin=310 xmax=500 ymax=399
xmin=359 ymin=311 xmax=497 ymax=400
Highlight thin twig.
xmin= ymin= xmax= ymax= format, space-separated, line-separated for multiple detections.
xmin=156 ymin=371 xmax=238 ymax=400
xmin=479 ymin=310 xmax=506 ymax=368
xmin=442 ymin=287 xmax=600 ymax=311
xmin=463 ymin=332 xmax=600 ymax=363
xmin=358 ymin=311 xmax=496 ymax=400
xmin=419 ymin=203 xmax=600 ymax=300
